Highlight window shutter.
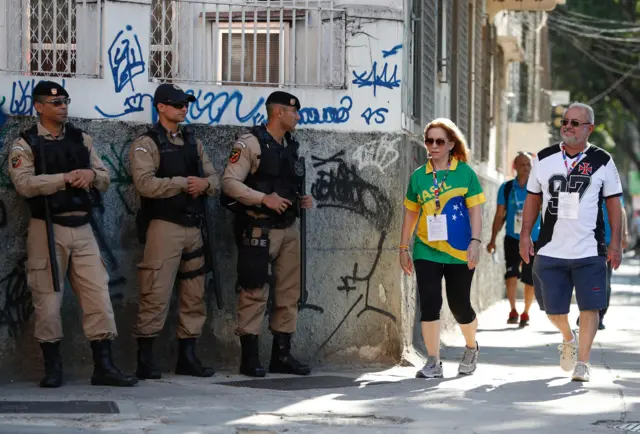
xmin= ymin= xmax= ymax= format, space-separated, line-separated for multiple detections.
xmin=456 ymin=0 xmax=469 ymax=139
xmin=422 ymin=0 xmax=438 ymax=127
xmin=222 ymin=32 xmax=280 ymax=84
xmin=473 ymin=0 xmax=483 ymax=155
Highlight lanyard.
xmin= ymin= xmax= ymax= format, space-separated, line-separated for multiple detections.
xmin=430 ymin=157 xmax=451 ymax=216
xmin=511 ymin=186 xmax=524 ymax=209
xmin=561 ymin=144 xmax=584 ymax=176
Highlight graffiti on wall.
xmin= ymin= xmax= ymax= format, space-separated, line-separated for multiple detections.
xmin=351 ymin=61 xmax=400 ymax=97
xmin=2 ymin=79 xmax=67 ymax=116
xmin=310 ymin=147 xmax=396 ymax=352
xmin=352 ymin=136 xmax=400 ymax=174
xmin=109 ymin=25 xmax=145 ymax=93
xmin=0 ymin=257 xmax=32 ymax=338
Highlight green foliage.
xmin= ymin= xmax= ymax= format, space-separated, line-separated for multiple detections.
xmin=549 ymin=0 xmax=640 ymax=169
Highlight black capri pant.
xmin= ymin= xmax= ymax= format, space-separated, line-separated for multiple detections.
xmin=414 ymin=259 xmax=476 ymax=324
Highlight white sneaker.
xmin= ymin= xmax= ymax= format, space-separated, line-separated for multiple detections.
xmin=416 ymin=356 xmax=443 ymax=379
xmin=572 ymin=361 xmax=591 ymax=382
xmin=558 ymin=332 xmax=578 ymax=372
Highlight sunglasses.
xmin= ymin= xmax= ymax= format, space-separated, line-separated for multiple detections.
xmin=166 ymin=101 xmax=189 ymax=110
xmin=43 ymin=98 xmax=71 ymax=107
xmin=561 ymin=119 xmax=591 ymax=127
xmin=425 ymin=138 xmax=449 ymax=146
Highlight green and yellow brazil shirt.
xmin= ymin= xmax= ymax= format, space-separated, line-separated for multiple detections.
xmin=404 ymin=158 xmax=486 ymax=264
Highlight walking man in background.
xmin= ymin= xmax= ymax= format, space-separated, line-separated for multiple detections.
xmin=129 ymin=83 xmax=220 ymax=380
xmin=520 ymin=102 xmax=623 ymax=382
xmin=8 ymin=81 xmax=137 ymax=388
xmin=221 ymin=91 xmax=313 ymax=378
xmin=487 ymin=152 xmax=541 ymax=327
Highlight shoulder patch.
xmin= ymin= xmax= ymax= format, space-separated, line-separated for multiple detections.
xmin=11 ymin=156 xmax=21 ymax=169
xmin=134 ymin=147 xmax=148 ymax=153
xmin=229 ymin=148 xmax=241 ymax=163
xmin=11 ymin=145 xmax=25 ymax=152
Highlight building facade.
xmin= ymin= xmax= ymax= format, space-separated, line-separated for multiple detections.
xmin=0 ymin=0 xmax=562 ymax=378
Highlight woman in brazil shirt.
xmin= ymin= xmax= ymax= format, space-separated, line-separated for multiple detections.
xmin=399 ymin=118 xmax=486 ymax=379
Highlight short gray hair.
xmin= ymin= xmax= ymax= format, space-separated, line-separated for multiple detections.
xmin=565 ymin=102 xmax=595 ymax=124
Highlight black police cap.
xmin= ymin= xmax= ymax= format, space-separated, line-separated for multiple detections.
xmin=32 ymin=81 xmax=69 ymax=98
xmin=154 ymin=83 xmax=196 ymax=105
xmin=265 ymin=91 xmax=300 ymax=110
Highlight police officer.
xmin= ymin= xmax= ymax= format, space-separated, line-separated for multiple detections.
xmin=7 ymin=81 xmax=138 ymax=388
xmin=221 ymin=91 xmax=313 ymax=377
xmin=129 ymin=83 xmax=220 ymax=379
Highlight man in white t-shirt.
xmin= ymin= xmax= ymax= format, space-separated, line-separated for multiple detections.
xmin=519 ymin=102 xmax=623 ymax=382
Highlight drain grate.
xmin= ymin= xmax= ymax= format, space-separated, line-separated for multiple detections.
xmin=0 ymin=400 xmax=119 ymax=414
xmin=613 ymin=423 xmax=640 ymax=432
xmin=594 ymin=420 xmax=640 ymax=432
xmin=218 ymin=375 xmax=392 ymax=391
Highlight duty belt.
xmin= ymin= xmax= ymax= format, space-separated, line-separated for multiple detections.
xmin=242 ymin=214 xmax=295 ymax=230
xmin=34 ymin=214 xmax=90 ymax=227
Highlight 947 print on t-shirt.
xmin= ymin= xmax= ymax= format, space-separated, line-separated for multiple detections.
xmin=528 ymin=143 xmax=622 ymax=260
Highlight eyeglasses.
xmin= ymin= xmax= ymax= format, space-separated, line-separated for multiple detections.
xmin=425 ymin=138 xmax=449 ymax=146
xmin=561 ymin=118 xmax=591 ymax=127
xmin=43 ymin=98 xmax=71 ymax=107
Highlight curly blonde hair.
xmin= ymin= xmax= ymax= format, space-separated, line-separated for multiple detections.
xmin=423 ymin=118 xmax=470 ymax=163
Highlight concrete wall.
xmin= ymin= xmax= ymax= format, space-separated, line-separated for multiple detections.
xmin=0 ymin=115 xmax=505 ymax=382
xmin=0 ymin=0 xmax=508 ymax=382
xmin=0 ymin=115 xmax=412 ymax=381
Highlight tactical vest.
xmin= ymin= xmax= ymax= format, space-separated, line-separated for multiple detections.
xmin=139 ymin=124 xmax=204 ymax=227
xmin=20 ymin=124 xmax=97 ymax=220
xmin=221 ymin=125 xmax=304 ymax=228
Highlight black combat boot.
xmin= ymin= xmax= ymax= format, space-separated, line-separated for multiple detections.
xmin=90 ymin=340 xmax=139 ymax=387
xmin=174 ymin=338 xmax=215 ymax=377
xmin=269 ymin=332 xmax=311 ymax=375
xmin=39 ymin=341 xmax=63 ymax=388
xmin=239 ymin=334 xmax=266 ymax=377
xmin=136 ymin=337 xmax=162 ymax=380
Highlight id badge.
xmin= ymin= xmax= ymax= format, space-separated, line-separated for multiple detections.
xmin=427 ymin=214 xmax=448 ymax=241
xmin=514 ymin=210 xmax=523 ymax=234
xmin=558 ymin=192 xmax=579 ymax=219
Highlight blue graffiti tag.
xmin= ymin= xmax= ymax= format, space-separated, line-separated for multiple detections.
xmin=361 ymin=107 xmax=388 ymax=125
xmin=351 ymin=62 xmax=400 ymax=97
xmin=298 ymin=96 xmax=353 ymax=125
xmin=8 ymin=79 xmax=67 ymax=116
xmin=186 ymin=90 xmax=265 ymax=125
xmin=94 ymin=93 xmax=153 ymax=119
xmin=382 ymin=44 xmax=403 ymax=58
xmin=108 ymin=25 xmax=145 ymax=93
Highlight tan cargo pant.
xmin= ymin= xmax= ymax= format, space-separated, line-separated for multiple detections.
xmin=25 ymin=218 xmax=116 ymax=343
xmin=235 ymin=223 xmax=300 ymax=336
xmin=133 ymin=219 xmax=207 ymax=339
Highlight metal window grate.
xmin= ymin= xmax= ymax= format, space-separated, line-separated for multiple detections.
xmin=149 ymin=0 xmax=346 ymax=88
xmin=2 ymin=0 xmax=101 ymax=77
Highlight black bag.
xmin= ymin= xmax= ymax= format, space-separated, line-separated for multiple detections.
xmin=237 ymin=227 xmax=271 ymax=289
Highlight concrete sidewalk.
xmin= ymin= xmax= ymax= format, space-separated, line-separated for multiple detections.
xmin=0 ymin=258 xmax=639 ymax=434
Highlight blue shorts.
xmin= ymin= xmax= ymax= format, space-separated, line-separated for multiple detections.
xmin=532 ymin=255 xmax=607 ymax=315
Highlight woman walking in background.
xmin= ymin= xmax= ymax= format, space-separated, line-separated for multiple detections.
xmin=399 ymin=118 xmax=486 ymax=378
